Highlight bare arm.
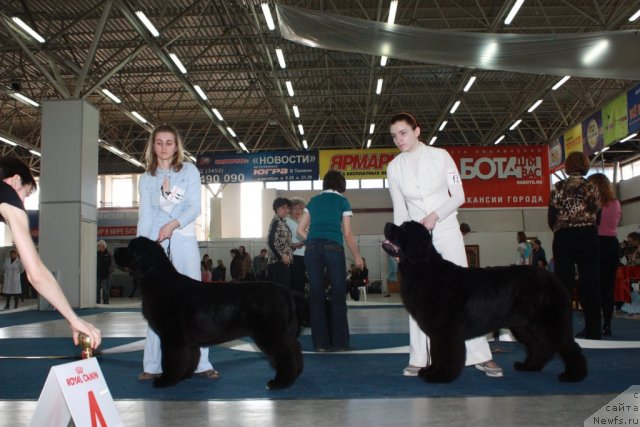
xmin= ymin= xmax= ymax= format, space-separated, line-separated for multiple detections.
xmin=0 ymin=203 xmax=101 ymax=348
xmin=342 ymin=215 xmax=363 ymax=269
xmin=297 ymin=211 xmax=310 ymax=240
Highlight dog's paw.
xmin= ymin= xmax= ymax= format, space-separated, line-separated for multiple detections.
xmin=153 ymin=376 xmax=178 ymax=388
xmin=558 ymin=370 xmax=587 ymax=383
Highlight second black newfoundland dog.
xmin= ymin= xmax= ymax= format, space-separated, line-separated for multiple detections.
xmin=114 ymin=237 xmax=303 ymax=389
xmin=382 ymin=221 xmax=587 ymax=383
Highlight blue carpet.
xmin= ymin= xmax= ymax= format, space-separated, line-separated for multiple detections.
xmin=1 ymin=335 xmax=639 ymax=401
xmin=0 ymin=308 xmax=639 ymax=401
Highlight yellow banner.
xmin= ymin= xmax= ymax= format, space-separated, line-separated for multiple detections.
xmin=603 ymin=93 xmax=629 ymax=146
xmin=318 ymin=148 xmax=398 ymax=179
xmin=563 ymin=124 xmax=583 ymax=155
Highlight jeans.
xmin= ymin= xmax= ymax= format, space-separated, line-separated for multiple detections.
xmin=599 ymin=236 xmax=619 ymax=328
xmin=97 ymin=277 xmax=111 ymax=304
xmin=304 ymin=239 xmax=350 ymax=349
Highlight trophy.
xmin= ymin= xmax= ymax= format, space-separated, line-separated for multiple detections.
xmin=78 ymin=333 xmax=93 ymax=359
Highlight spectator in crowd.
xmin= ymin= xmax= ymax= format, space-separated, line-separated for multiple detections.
xmin=230 ymin=249 xmax=243 ymax=282
xmin=3 ymin=249 xmax=23 ymax=309
xmin=212 ymin=259 xmax=226 ymax=282
xmin=201 ymin=254 xmax=213 ymax=282
xmin=252 ymin=249 xmax=268 ymax=281
xmin=238 ymin=246 xmax=253 ymax=281
xmin=287 ymin=197 xmax=307 ymax=294
xmin=347 ymin=257 xmax=369 ymax=301
xmin=548 ymin=151 xmax=601 ymax=340
xmin=626 ymin=232 xmax=640 ymax=266
xmin=531 ymin=239 xmax=547 ymax=269
xmin=267 ymin=197 xmax=293 ymax=288
xmin=516 ymin=231 xmax=532 ymax=265
xmin=297 ymin=170 xmax=364 ymax=352
xmin=96 ymin=240 xmax=114 ymax=304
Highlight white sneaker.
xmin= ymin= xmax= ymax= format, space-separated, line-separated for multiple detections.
xmin=475 ymin=361 xmax=504 ymax=378
xmin=403 ymin=365 xmax=421 ymax=376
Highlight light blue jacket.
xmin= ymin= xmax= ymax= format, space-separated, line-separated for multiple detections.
xmin=136 ymin=162 xmax=201 ymax=239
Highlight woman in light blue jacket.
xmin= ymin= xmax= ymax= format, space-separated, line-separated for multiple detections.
xmin=136 ymin=124 xmax=218 ymax=381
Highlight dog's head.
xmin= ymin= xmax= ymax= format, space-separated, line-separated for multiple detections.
xmin=114 ymin=237 xmax=169 ymax=278
xmin=382 ymin=221 xmax=433 ymax=263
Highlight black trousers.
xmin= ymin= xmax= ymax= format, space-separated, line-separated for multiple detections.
xmin=268 ymin=261 xmax=291 ymax=289
xmin=599 ymin=235 xmax=620 ymax=328
xmin=290 ymin=255 xmax=307 ymax=294
xmin=552 ymin=226 xmax=601 ymax=339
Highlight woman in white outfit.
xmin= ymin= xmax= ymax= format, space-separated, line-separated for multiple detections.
xmin=136 ymin=124 xmax=218 ymax=381
xmin=387 ymin=112 xmax=503 ymax=378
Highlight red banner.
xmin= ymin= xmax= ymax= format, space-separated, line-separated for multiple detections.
xmin=448 ymin=146 xmax=550 ymax=208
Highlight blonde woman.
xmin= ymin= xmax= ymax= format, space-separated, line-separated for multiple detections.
xmin=137 ymin=124 xmax=218 ymax=380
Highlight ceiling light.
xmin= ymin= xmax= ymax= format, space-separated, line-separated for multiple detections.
xmin=298 ymin=124 xmax=304 ymax=135
xmin=463 ymin=76 xmax=477 ymax=92
xmin=188 ymin=155 xmax=196 ymax=162
xmin=302 ymin=139 xmax=308 ymax=149
xmin=129 ymin=158 xmax=145 ymax=168
xmin=450 ymin=100 xmax=461 ymax=114
xmin=101 ymin=88 xmax=122 ymax=104
xmin=239 ymin=142 xmax=248 ymax=152
xmin=12 ymin=92 xmax=40 ymax=107
xmin=169 ymin=53 xmax=187 ymax=74
xmin=429 ymin=136 xmax=437 ymax=146
xmin=509 ymin=119 xmax=522 ymax=130
xmin=527 ymin=99 xmax=543 ymax=113
xmin=552 ymin=75 xmax=571 ymax=91
xmin=620 ymin=133 xmax=638 ymax=143
xmin=367 ymin=139 xmax=372 ymax=148
xmin=131 ymin=111 xmax=148 ymax=124
xmin=261 ymin=3 xmax=276 ymax=31
xmin=106 ymin=145 xmax=124 ymax=156
xmin=480 ymin=41 xmax=498 ymax=65
xmin=29 ymin=150 xmax=41 ymax=157
xmin=504 ymin=0 xmax=525 ymax=25
xmin=11 ymin=17 xmax=45 ymax=43
xmin=439 ymin=121 xmax=448 ymax=131
xmin=0 ymin=136 xmax=18 ymax=146
xmin=629 ymin=8 xmax=640 ymax=21
xmin=275 ymin=48 xmax=286 ymax=69
xmin=582 ymin=40 xmax=609 ymax=66
xmin=596 ymin=147 xmax=610 ymax=156
xmin=285 ymin=81 xmax=294 ymax=97
xmin=193 ymin=84 xmax=208 ymax=100
xmin=369 ymin=123 xmax=375 ymax=134
xmin=387 ymin=0 xmax=398 ymax=25
xmin=376 ymin=78 xmax=383 ymax=95
xmin=135 ymin=11 xmax=160 ymax=38
xmin=494 ymin=135 xmax=505 ymax=145
xmin=227 ymin=127 xmax=236 ymax=137
xmin=212 ymin=108 xmax=224 ymax=121
xmin=292 ymin=105 xmax=300 ymax=118
xmin=380 ymin=56 xmax=388 ymax=67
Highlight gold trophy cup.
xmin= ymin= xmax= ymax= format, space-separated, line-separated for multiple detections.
xmin=78 ymin=333 xmax=93 ymax=359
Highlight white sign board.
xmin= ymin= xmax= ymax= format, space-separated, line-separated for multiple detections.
xmin=30 ymin=357 xmax=122 ymax=427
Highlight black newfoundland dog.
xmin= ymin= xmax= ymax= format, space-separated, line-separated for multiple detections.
xmin=382 ymin=221 xmax=587 ymax=383
xmin=114 ymin=237 xmax=303 ymax=389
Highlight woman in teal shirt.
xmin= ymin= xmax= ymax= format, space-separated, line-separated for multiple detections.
xmin=297 ymin=170 xmax=363 ymax=351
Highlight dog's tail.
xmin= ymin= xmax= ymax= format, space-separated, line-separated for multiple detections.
xmin=289 ymin=290 xmax=309 ymax=337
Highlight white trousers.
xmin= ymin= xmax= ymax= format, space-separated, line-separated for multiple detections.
xmin=408 ymin=215 xmax=492 ymax=367
xmin=142 ymin=232 xmax=214 ymax=374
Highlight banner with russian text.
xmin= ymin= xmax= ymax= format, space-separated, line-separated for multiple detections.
xmin=448 ymin=146 xmax=550 ymax=208
xmin=627 ymin=83 xmax=640 ymax=134
xmin=563 ymin=123 xmax=583 ymax=155
xmin=318 ymin=148 xmax=398 ymax=179
xmin=603 ymin=93 xmax=629 ymax=145
xmin=197 ymin=150 xmax=319 ymax=183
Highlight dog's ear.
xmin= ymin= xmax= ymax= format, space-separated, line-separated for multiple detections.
xmin=127 ymin=237 xmax=168 ymax=274
xmin=113 ymin=247 xmax=131 ymax=269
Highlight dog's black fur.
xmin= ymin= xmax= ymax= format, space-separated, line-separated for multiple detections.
xmin=114 ymin=237 xmax=303 ymax=389
xmin=382 ymin=221 xmax=587 ymax=383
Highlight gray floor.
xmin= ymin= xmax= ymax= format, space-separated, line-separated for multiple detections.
xmin=0 ymin=295 xmax=617 ymax=427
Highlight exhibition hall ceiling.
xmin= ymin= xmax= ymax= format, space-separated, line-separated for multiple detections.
xmin=0 ymin=0 xmax=639 ymax=174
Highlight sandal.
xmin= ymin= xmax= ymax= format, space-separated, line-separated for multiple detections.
xmin=196 ymin=369 xmax=220 ymax=379
xmin=138 ymin=372 xmax=161 ymax=381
